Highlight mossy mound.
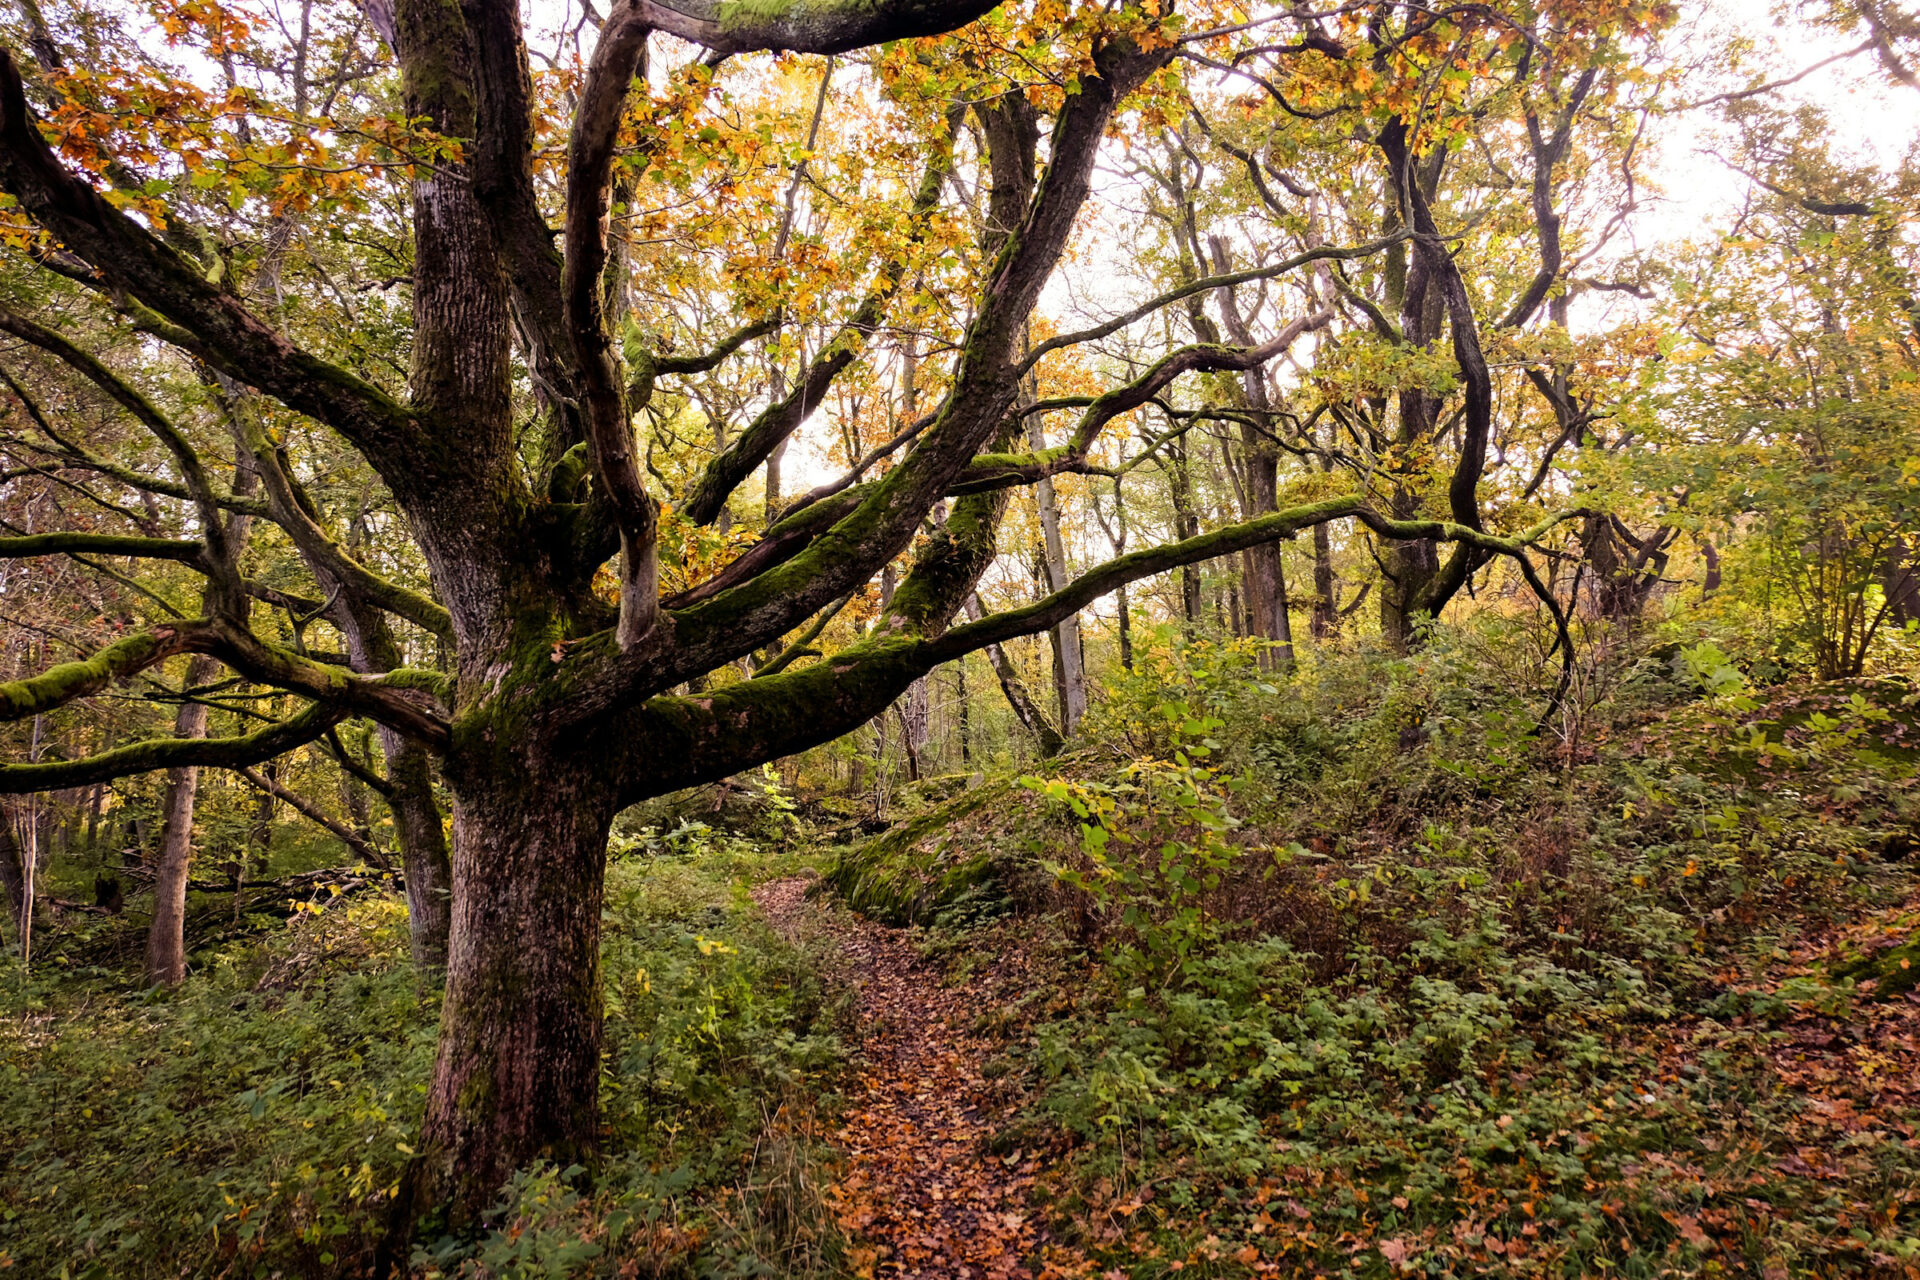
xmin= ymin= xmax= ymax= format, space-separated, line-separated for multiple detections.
xmin=822 ymin=773 xmax=1051 ymax=925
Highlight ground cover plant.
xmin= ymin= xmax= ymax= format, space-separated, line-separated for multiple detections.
xmin=5 ymin=0 xmax=1920 ymax=1271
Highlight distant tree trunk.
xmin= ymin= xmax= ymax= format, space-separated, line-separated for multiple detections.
xmin=338 ymin=745 xmax=377 ymax=849
xmin=383 ymin=731 xmax=452 ymax=968
xmin=1027 ymin=415 xmax=1086 ymax=737
xmin=1883 ymin=537 xmax=1920 ymax=626
xmin=146 ymin=652 xmax=221 ymax=987
xmin=1167 ymin=434 xmax=1201 ymax=632
xmin=967 ymin=594 xmax=1064 ymax=757
xmin=84 ymin=783 xmax=106 ymax=854
xmin=249 ymin=762 xmax=276 ymax=858
xmin=764 ymin=434 xmax=788 ymax=522
xmin=1089 ymin=472 xmax=1136 ymax=671
xmin=1581 ymin=514 xmax=1672 ymax=622
xmin=895 ymin=699 xmax=926 ymax=781
xmin=1206 ymin=238 xmax=1293 ymax=671
xmin=1311 ymin=518 xmax=1337 ymax=641
xmin=955 ymin=660 xmax=971 ymax=766
xmin=0 ymin=803 xmax=25 ymax=954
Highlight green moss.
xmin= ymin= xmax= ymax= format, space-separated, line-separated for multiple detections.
xmin=1834 ymin=938 xmax=1920 ymax=997
xmin=823 ymin=776 xmax=1024 ymax=924
xmin=0 ymin=628 xmax=170 ymax=719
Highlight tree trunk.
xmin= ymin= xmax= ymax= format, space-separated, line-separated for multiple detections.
xmin=1311 ymin=518 xmax=1337 ymax=641
xmin=249 ymin=759 xmax=276 ymax=859
xmin=1027 ymin=416 xmax=1086 ymax=737
xmin=1167 ymin=435 xmax=1202 ymax=632
xmin=898 ymin=684 xmax=929 ymax=781
xmin=967 ymin=594 xmax=1063 ymax=757
xmin=405 ymin=754 xmax=613 ymax=1222
xmin=955 ymin=659 xmax=971 ymax=766
xmin=1883 ymin=537 xmax=1920 ymax=625
xmin=382 ymin=729 xmax=452 ymax=968
xmin=146 ymin=652 xmax=221 ymax=987
xmin=0 ymin=803 xmax=25 ymax=954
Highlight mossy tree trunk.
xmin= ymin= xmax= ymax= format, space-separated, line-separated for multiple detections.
xmin=406 ymin=736 xmax=615 ymax=1217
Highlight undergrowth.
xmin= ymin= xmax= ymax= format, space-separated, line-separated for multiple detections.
xmin=0 ymin=845 xmax=845 ymax=1279
xmin=839 ymin=622 xmax=1920 ymax=1279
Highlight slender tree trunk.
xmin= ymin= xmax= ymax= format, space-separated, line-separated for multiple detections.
xmin=1027 ymin=416 xmax=1085 ymax=736
xmin=967 ymin=594 xmax=1063 ymax=757
xmin=146 ymin=653 xmax=221 ymax=987
xmin=1167 ymin=436 xmax=1201 ymax=632
xmin=249 ymin=760 xmax=276 ymax=860
xmin=382 ymin=730 xmax=452 ymax=968
xmin=84 ymin=783 xmax=106 ymax=854
xmin=1271 ymin=552 xmax=1295 ymax=669
xmin=338 ymin=748 xmax=376 ymax=850
xmin=955 ymin=659 xmax=971 ymax=766
xmin=1883 ymin=537 xmax=1920 ymax=625
xmin=1311 ymin=518 xmax=1337 ymax=641
xmin=764 ymin=435 xmax=789 ymax=522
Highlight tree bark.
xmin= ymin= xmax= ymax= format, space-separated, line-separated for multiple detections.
xmin=0 ymin=802 xmax=25 ymax=954
xmin=404 ymin=751 xmax=613 ymax=1221
xmin=1311 ymin=518 xmax=1337 ymax=641
xmin=383 ymin=730 xmax=452 ymax=968
xmin=1206 ymin=237 xmax=1293 ymax=671
xmin=1167 ymin=435 xmax=1202 ymax=632
xmin=146 ymin=652 xmax=221 ymax=986
xmin=1027 ymin=416 xmax=1087 ymax=736
xmin=966 ymin=594 xmax=1063 ymax=757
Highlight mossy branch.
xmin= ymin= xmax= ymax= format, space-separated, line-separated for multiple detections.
xmin=638 ymin=0 xmax=1005 ymax=55
xmin=0 ymin=701 xmax=347 ymax=793
xmin=0 ymin=624 xmax=208 ymax=720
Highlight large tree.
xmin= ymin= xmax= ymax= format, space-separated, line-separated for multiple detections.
xmin=0 ymin=0 xmax=1586 ymax=1221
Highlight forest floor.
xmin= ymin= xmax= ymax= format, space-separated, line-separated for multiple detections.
xmin=753 ymin=876 xmax=1086 ymax=1280
xmin=755 ymin=854 xmax=1920 ymax=1279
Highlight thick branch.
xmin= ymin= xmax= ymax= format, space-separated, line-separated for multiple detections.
xmin=655 ymin=316 xmax=779 ymax=375
xmin=635 ymin=0 xmax=1003 ymax=54
xmin=228 ymin=412 xmax=454 ymax=641
xmin=566 ymin=3 xmax=660 ymax=648
xmin=0 ymin=623 xmax=210 ymax=719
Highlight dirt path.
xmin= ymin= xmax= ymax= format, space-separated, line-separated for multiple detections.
xmin=753 ymin=877 xmax=1065 ymax=1279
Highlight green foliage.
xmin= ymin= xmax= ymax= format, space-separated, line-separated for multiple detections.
xmin=1022 ymin=715 xmax=1241 ymax=986
xmin=961 ymin=628 xmax=1920 ymax=1277
xmin=0 ymin=846 xmax=845 ymax=1279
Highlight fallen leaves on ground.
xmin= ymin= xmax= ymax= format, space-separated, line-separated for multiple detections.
xmin=755 ymin=877 xmax=1082 ymax=1279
